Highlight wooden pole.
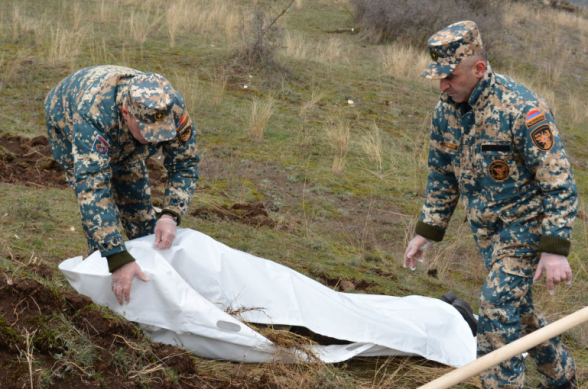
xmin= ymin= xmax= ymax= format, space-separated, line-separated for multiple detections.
xmin=419 ymin=306 xmax=588 ymax=389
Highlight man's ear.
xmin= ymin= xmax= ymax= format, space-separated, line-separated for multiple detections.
xmin=474 ymin=61 xmax=486 ymax=79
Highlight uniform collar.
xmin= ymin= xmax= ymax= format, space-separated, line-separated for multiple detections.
xmin=467 ymin=62 xmax=494 ymax=110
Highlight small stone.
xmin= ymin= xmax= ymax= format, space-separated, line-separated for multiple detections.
xmin=340 ymin=280 xmax=355 ymax=292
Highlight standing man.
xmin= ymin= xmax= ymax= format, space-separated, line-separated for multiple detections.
xmin=45 ymin=65 xmax=199 ymax=306
xmin=404 ymin=22 xmax=578 ymax=388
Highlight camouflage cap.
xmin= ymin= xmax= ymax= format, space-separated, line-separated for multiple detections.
xmin=421 ymin=21 xmax=484 ymax=80
xmin=127 ymin=73 xmax=177 ymax=143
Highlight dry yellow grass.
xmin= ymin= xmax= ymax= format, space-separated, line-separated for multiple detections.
xmin=380 ymin=43 xmax=431 ymax=81
xmin=299 ymin=87 xmax=324 ymax=119
xmin=359 ymin=123 xmax=384 ymax=178
xmin=168 ymin=71 xmax=200 ymax=115
xmin=47 ymin=25 xmax=88 ymax=70
xmin=326 ymin=119 xmax=351 ymax=176
xmin=284 ymin=31 xmax=310 ymax=60
xmin=248 ymin=97 xmax=275 ymax=139
xmin=315 ymin=36 xmax=347 ymax=64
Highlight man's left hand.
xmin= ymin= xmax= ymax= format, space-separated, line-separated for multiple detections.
xmin=533 ymin=253 xmax=572 ymax=295
xmin=154 ymin=215 xmax=177 ymax=249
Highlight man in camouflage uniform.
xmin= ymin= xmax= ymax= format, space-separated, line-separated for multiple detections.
xmin=45 ymin=65 xmax=199 ymax=305
xmin=403 ymin=22 xmax=578 ymax=388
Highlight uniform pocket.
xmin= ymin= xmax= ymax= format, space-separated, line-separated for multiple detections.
xmin=477 ymin=143 xmax=519 ymax=202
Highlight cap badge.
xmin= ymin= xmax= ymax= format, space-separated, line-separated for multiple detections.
xmin=154 ymin=111 xmax=166 ymax=121
xmin=430 ymin=50 xmax=438 ymax=61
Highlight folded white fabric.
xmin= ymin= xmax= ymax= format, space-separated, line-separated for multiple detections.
xmin=59 ymin=228 xmax=476 ymax=366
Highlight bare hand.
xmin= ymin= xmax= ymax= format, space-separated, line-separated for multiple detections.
xmin=533 ymin=253 xmax=572 ymax=295
xmin=154 ymin=215 xmax=177 ymax=250
xmin=403 ymin=235 xmax=431 ymax=271
xmin=111 ymin=261 xmax=149 ymax=305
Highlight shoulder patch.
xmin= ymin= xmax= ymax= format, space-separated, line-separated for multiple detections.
xmin=526 ymin=109 xmax=546 ymax=129
xmin=488 ymin=160 xmax=510 ymax=181
xmin=92 ymin=135 xmax=110 ymax=155
xmin=530 ymin=124 xmax=554 ymax=152
xmin=176 ymin=113 xmax=192 ymax=144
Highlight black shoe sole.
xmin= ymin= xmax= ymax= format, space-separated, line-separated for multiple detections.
xmin=452 ymin=298 xmax=478 ymax=337
xmin=440 ymin=291 xmax=457 ymax=305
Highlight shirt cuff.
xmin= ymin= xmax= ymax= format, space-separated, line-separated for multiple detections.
xmin=415 ymin=221 xmax=445 ymax=242
xmin=538 ymin=235 xmax=571 ymax=256
xmin=106 ymin=251 xmax=135 ymax=273
xmin=160 ymin=208 xmax=181 ymax=226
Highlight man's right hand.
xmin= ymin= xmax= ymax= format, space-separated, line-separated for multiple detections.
xmin=111 ymin=261 xmax=149 ymax=305
xmin=403 ymin=235 xmax=431 ymax=271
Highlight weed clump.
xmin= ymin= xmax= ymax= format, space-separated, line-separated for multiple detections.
xmin=349 ymin=0 xmax=503 ymax=48
xmin=235 ymin=0 xmax=295 ymax=73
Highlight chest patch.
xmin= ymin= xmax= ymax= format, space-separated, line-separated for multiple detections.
xmin=526 ymin=110 xmax=546 ymax=129
xmin=92 ymin=135 xmax=110 ymax=155
xmin=443 ymin=141 xmax=459 ymax=151
xmin=530 ymin=125 xmax=553 ymax=152
xmin=488 ymin=160 xmax=510 ymax=181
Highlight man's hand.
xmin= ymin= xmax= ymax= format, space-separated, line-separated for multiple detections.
xmin=533 ymin=253 xmax=572 ymax=295
xmin=403 ymin=235 xmax=431 ymax=271
xmin=111 ymin=261 xmax=149 ymax=305
xmin=154 ymin=215 xmax=177 ymax=250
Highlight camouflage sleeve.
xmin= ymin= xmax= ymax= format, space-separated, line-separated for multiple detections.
xmin=516 ymin=107 xmax=578 ymax=255
xmin=415 ymin=106 xmax=460 ymax=242
xmin=71 ymin=112 xmax=127 ymax=257
xmin=160 ymin=102 xmax=200 ymax=223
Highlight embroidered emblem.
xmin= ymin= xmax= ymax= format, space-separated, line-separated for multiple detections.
xmin=92 ymin=135 xmax=109 ymax=155
xmin=531 ymin=125 xmax=554 ymax=152
xmin=443 ymin=141 xmax=458 ymax=151
xmin=177 ymin=113 xmax=192 ymax=144
xmin=526 ymin=109 xmax=546 ymax=129
xmin=154 ymin=111 xmax=166 ymax=121
xmin=488 ymin=160 xmax=510 ymax=181
xmin=430 ymin=50 xmax=438 ymax=61
xmin=179 ymin=127 xmax=192 ymax=144
xmin=176 ymin=113 xmax=188 ymax=129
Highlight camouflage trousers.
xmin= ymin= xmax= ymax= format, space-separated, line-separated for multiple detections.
xmin=47 ymin=124 xmax=157 ymax=254
xmin=477 ymin=260 xmax=576 ymax=388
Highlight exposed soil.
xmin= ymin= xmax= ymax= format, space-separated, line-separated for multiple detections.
xmin=190 ymin=202 xmax=278 ymax=228
xmin=0 ymin=268 xmax=212 ymax=388
xmin=0 ymin=133 xmax=67 ymax=189
xmin=0 ymin=132 xmax=168 ymax=197
xmin=310 ymin=268 xmax=380 ymax=292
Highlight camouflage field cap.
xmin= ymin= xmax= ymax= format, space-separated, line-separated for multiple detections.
xmin=127 ymin=73 xmax=177 ymax=143
xmin=421 ymin=21 xmax=484 ymax=79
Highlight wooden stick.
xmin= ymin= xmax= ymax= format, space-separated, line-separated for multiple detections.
xmin=419 ymin=306 xmax=588 ymax=389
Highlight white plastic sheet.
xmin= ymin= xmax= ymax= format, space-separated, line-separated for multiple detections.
xmin=59 ymin=228 xmax=476 ymax=366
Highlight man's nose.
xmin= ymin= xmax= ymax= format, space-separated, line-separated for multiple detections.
xmin=440 ymin=78 xmax=449 ymax=92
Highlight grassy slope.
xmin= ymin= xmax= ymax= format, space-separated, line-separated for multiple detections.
xmin=1 ymin=0 xmax=588 ymax=387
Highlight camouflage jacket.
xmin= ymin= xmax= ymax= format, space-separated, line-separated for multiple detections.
xmin=415 ymin=64 xmax=577 ymax=265
xmin=45 ymin=65 xmax=199 ymax=258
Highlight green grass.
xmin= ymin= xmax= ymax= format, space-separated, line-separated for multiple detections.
xmin=2 ymin=0 xmax=588 ymax=387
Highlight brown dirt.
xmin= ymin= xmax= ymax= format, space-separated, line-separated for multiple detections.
xmin=0 ymin=133 xmax=67 ymax=189
xmin=0 ymin=132 xmax=169 ymax=198
xmin=310 ymin=268 xmax=379 ymax=292
xmin=0 ymin=268 xmax=236 ymax=389
xmin=191 ymin=202 xmax=278 ymax=228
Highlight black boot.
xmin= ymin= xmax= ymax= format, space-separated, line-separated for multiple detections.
xmin=440 ymin=291 xmax=457 ymax=305
xmin=451 ymin=298 xmax=478 ymax=336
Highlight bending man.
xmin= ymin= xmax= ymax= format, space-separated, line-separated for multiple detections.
xmin=45 ymin=65 xmax=199 ymax=305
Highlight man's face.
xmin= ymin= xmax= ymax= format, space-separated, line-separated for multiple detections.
xmin=122 ymin=107 xmax=149 ymax=144
xmin=439 ymin=60 xmax=484 ymax=103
